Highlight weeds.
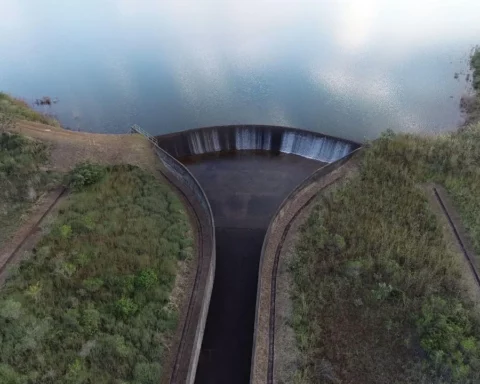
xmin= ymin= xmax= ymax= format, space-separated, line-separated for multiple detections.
xmin=0 ymin=92 xmax=59 ymax=127
xmin=464 ymin=48 xmax=480 ymax=124
xmin=0 ymin=165 xmax=193 ymax=383
xmin=0 ymin=133 xmax=58 ymax=246
xmin=291 ymin=122 xmax=480 ymax=383
xmin=472 ymin=48 xmax=480 ymax=91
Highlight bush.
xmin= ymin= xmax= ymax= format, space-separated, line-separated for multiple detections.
xmin=68 ymin=162 xmax=107 ymax=191
xmin=417 ymin=296 xmax=480 ymax=381
xmin=135 ymin=269 xmax=158 ymax=289
xmin=115 ymin=297 xmax=138 ymax=318
xmin=0 ymin=364 xmax=27 ymax=384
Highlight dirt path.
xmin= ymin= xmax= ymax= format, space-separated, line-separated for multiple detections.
xmin=423 ymin=183 xmax=480 ymax=303
xmin=13 ymin=120 xmax=159 ymax=172
xmin=0 ymin=187 xmax=67 ymax=285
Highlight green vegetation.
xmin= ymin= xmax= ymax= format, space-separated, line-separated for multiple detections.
xmin=0 ymin=164 xmax=193 ymax=383
xmin=472 ymin=48 xmax=480 ymax=91
xmin=464 ymin=48 xmax=480 ymax=124
xmin=291 ymin=123 xmax=480 ymax=383
xmin=0 ymin=133 xmax=58 ymax=246
xmin=0 ymin=92 xmax=59 ymax=127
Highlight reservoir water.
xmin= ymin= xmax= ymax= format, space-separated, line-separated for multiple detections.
xmin=1 ymin=0 xmax=479 ymax=141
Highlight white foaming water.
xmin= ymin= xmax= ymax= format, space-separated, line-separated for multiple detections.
xmin=212 ymin=129 xmax=221 ymax=152
xmin=182 ymin=127 xmax=353 ymax=162
xmin=280 ymin=132 xmax=352 ymax=162
xmin=188 ymin=129 xmax=222 ymax=154
xmin=235 ymin=127 xmax=253 ymax=150
xmin=188 ymin=131 xmax=204 ymax=154
xmin=235 ymin=127 xmax=273 ymax=150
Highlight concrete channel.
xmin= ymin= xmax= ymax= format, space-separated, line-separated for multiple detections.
xmin=155 ymin=125 xmax=360 ymax=384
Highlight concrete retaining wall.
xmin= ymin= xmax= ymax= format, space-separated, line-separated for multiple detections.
xmin=150 ymin=144 xmax=215 ymax=384
xmin=250 ymin=148 xmax=362 ymax=384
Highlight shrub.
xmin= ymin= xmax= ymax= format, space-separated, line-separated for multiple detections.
xmin=135 ymin=269 xmax=158 ymax=290
xmin=60 ymin=224 xmax=72 ymax=239
xmin=0 ymin=299 xmax=22 ymax=320
xmin=68 ymin=162 xmax=107 ymax=191
xmin=83 ymin=278 xmax=104 ymax=292
xmin=0 ymin=364 xmax=27 ymax=384
xmin=115 ymin=297 xmax=138 ymax=318
xmin=81 ymin=308 xmax=100 ymax=336
xmin=417 ymin=296 xmax=480 ymax=381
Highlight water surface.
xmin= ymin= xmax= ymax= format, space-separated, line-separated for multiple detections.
xmin=0 ymin=0 xmax=479 ymax=141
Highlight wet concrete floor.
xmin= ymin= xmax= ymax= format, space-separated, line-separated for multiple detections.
xmin=181 ymin=151 xmax=323 ymax=384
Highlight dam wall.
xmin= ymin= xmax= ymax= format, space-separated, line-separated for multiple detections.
xmin=156 ymin=125 xmax=358 ymax=163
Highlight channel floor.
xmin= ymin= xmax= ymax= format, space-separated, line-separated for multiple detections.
xmin=182 ymin=151 xmax=323 ymax=384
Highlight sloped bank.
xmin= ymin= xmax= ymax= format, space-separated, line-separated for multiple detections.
xmin=132 ymin=126 xmax=216 ymax=384
xmin=155 ymin=125 xmax=360 ymax=384
xmin=0 ymin=163 xmax=195 ymax=383
xmin=273 ymin=125 xmax=480 ymax=383
xmin=250 ymin=149 xmax=362 ymax=384
xmin=0 ymin=121 xmax=213 ymax=384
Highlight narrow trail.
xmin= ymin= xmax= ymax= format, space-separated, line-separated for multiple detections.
xmin=432 ymin=185 xmax=480 ymax=287
xmin=0 ymin=187 xmax=66 ymax=284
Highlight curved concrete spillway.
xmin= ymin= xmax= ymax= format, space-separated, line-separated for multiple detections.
xmin=156 ymin=126 xmax=360 ymax=384
xmin=157 ymin=125 xmax=356 ymax=162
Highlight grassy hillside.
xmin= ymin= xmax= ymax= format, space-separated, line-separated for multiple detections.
xmin=465 ymin=48 xmax=480 ymax=123
xmin=0 ymin=164 xmax=193 ymax=384
xmin=0 ymin=92 xmax=59 ymax=127
xmin=291 ymin=123 xmax=480 ymax=383
xmin=0 ymin=133 xmax=59 ymax=246
xmin=472 ymin=48 xmax=480 ymax=91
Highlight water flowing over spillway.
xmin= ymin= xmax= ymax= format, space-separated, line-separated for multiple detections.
xmin=157 ymin=125 xmax=356 ymax=163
